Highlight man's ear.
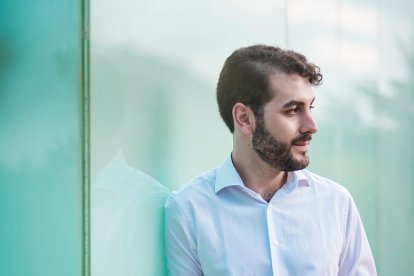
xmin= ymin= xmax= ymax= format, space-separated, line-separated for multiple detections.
xmin=232 ymin=103 xmax=255 ymax=135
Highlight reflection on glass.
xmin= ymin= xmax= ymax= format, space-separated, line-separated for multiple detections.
xmin=92 ymin=151 xmax=169 ymax=275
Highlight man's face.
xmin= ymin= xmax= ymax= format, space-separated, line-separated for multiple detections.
xmin=252 ymin=73 xmax=318 ymax=171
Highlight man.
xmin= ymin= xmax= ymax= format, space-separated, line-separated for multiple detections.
xmin=164 ymin=45 xmax=377 ymax=275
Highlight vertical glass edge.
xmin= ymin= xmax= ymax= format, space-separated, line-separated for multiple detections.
xmin=81 ymin=0 xmax=90 ymax=275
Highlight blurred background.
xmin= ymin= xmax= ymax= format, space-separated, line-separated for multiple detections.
xmin=1 ymin=0 xmax=413 ymax=275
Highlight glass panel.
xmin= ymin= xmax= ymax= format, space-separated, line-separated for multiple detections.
xmin=91 ymin=0 xmax=413 ymax=275
xmin=0 ymin=1 xmax=84 ymax=275
xmin=376 ymin=0 xmax=414 ymax=274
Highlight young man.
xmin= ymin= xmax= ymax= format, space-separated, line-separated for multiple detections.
xmin=164 ymin=45 xmax=377 ymax=275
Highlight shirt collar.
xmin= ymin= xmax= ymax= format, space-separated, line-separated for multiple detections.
xmin=215 ymin=155 xmax=245 ymax=193
xmin=215 ymin=154 xmax=310 ymax=194
xmin=294 ymin=169 xmax=311 ymax=187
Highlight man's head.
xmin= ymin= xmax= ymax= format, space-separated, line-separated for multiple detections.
xmin=216 ymin=45 xmax=323 ymax=171
xmin=217 ymin=44 xmax=322 ymax=133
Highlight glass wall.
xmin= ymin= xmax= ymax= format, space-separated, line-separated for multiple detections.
xmin=91 ymin=0 xmax=414 ymax=275
xmin=0 ymin=1 xmax=86 ymax=276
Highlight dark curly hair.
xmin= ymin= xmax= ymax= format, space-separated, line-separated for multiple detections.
xmin=217 ymin=44 xmax=322 ymax=133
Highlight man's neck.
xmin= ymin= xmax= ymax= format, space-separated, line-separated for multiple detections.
xmin=231 ymin=150 xmax=287 ymax=200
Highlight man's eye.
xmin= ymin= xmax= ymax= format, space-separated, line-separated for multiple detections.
xmin=286 ymin=108 xmax=299 ymax=115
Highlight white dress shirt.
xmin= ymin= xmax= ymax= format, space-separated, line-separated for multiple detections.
xmin=164 ymin=155 xmax=377 ymax=275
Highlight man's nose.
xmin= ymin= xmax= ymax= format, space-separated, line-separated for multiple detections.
xmin=300 ymin=112 xmax=318 ymax=134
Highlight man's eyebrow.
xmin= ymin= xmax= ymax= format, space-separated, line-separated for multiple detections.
xmin=282 ymin=97 xmax=315 ymax=108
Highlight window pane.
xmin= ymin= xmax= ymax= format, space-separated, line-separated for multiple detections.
xmin=91 ymin=0 xmax=414 ymax=275
xmin=0 ymin=1 xmax=84 ymax=275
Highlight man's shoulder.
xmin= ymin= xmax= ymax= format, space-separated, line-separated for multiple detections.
xmin=164 ymin=168 xmax=217 ymax=210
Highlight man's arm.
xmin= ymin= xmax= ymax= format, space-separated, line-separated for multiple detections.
xmin=338 ymin=196 xmax=377 ymax=276
xmin=164 ymin=195 xmax=203 ymax=276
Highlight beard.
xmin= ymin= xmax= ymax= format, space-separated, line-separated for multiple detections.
xmin=252 ymin=115 xmax=312 ymax=171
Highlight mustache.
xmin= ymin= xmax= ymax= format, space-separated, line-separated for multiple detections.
xmin=291 ymin=133 xmax=312 ymax=144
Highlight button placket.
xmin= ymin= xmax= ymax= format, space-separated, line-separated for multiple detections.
xmin=266 ymin=202 xmax=279 ymax=275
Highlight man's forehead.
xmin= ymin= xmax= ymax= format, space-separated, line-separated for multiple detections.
xmin=267 ymin=73 xmax=315 ymax=104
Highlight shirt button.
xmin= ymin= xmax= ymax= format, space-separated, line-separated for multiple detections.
xmin=273 ymin=239 xmax=279 ymax=246
xmin=268 ymin=203 xmax=273 ymax=209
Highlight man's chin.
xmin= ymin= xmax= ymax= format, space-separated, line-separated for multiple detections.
xmin=297 ymin=158 xmax=310 ymax=170
xmin=286 ymin=156 xmax=309 ymax=171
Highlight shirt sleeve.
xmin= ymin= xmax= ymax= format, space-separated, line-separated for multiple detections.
xmin=164 ymin=194 xmax=203 ymax=276
xmin=338 ymin=195 xmax=377 ymax=276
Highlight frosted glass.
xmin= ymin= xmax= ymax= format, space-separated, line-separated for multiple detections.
xmin=0 ymin=1 xmax=84 ymax=275
xmin=91 ymin=0 xmax=414 ymax=275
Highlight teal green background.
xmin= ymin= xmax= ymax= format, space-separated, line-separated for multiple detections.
xmin=1 ymin=0 xmax=412 ymax=275
xmin=0 ymin=1 xmax=84 ymax=275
